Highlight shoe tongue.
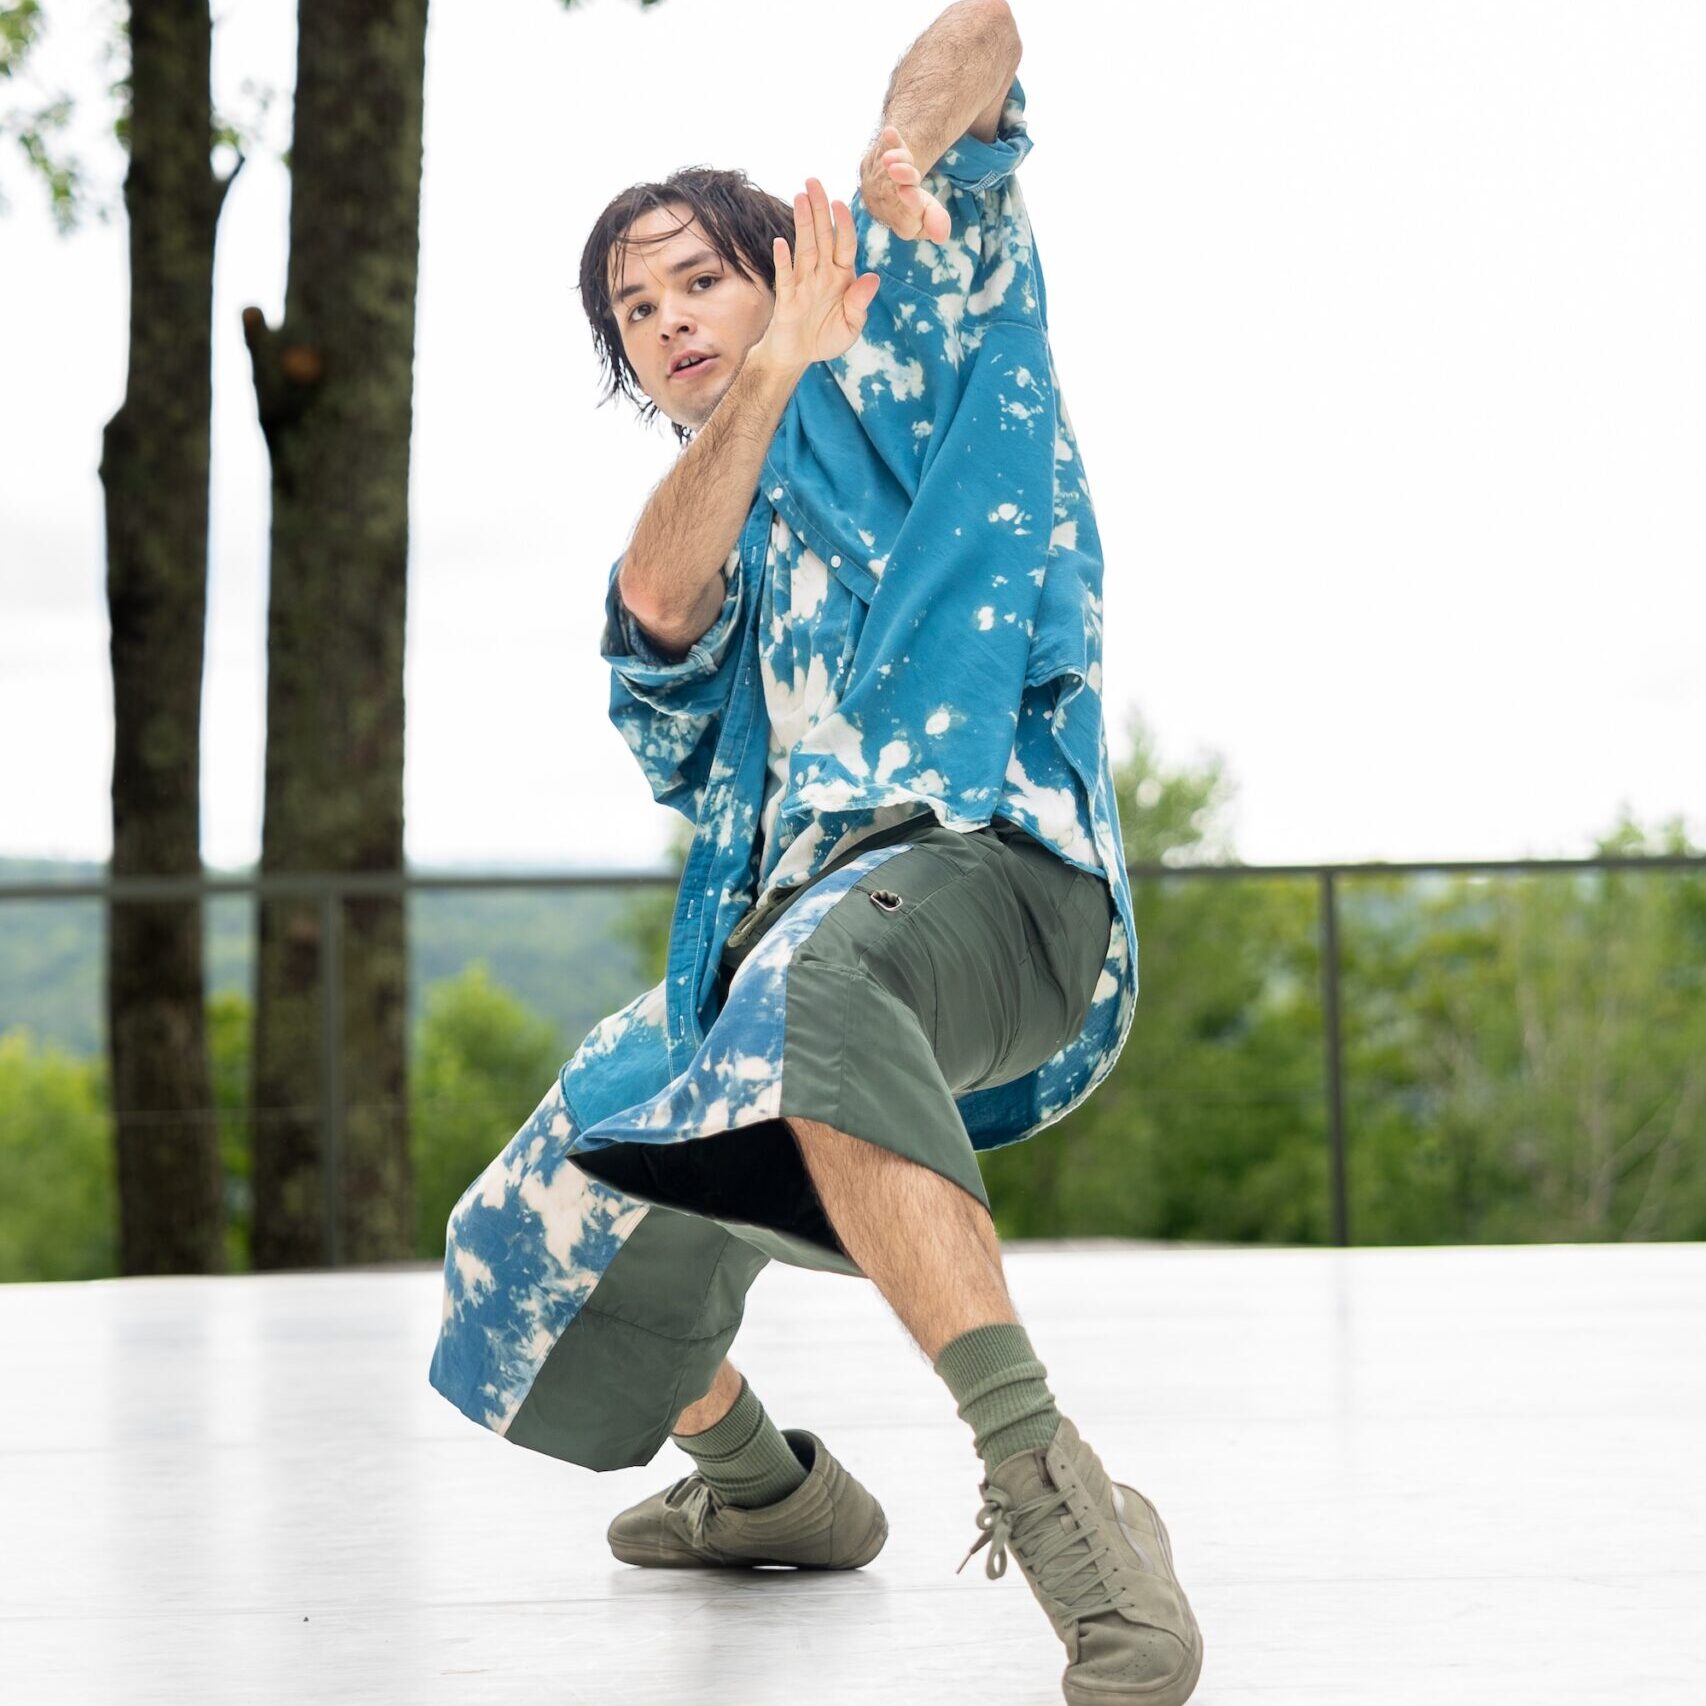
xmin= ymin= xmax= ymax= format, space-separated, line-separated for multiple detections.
xmin=1073 ymin=1443 xmax=1112 ymax=1506
xmin=987 ymin=1444 xmax=1052 ymax=1499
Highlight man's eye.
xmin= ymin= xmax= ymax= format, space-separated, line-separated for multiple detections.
xmin=627 ymin=275 xmax=717 ymax=323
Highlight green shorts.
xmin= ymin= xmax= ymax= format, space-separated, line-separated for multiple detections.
xmin=574 ymin=811 xmax=1113 ymax=1270
xmin=430 ymin=812 xmax=1114 ymax=1471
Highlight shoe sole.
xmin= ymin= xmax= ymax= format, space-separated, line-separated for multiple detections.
xmin=1061 ymin=1496 xmax=1204 ymax=1706
xmin=608 ymin=1505 xmax=889 ymax=1571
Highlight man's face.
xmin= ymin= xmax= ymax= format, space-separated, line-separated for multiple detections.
xmin=610 ymin=203 xmax=776 ymax=432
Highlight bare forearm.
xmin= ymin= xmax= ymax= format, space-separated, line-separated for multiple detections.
xmin=619 ymin=344 xmax=805 ymax=651
xmin=877 ymin=0 xmax=1021 ymax=171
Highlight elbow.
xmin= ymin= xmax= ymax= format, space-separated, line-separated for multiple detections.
xmin=616 ymin=555 xmax=650 ymax=623
xmin=966 ymin=0 xmax=1021 ymax=52
xmin=617 ymin=559 xmax=698 ymax=660
xmin=617 ymin=556 xmax=670 ymax=636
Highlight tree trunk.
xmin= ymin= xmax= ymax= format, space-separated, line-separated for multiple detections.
xmin=97 ymin=0 xmax=234 ymax=1275
xmin=242 ymin=0 xmax=428 ymax=1268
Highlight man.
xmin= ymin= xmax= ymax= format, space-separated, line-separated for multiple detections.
xmin=429 ymin=3 xmax=1202 ymax=1702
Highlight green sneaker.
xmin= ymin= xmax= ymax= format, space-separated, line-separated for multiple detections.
xmin=956 ymin=1414 xmax=1204 ymax=1706
xmin=606 ymin=1428 xmax=888 ymax=1570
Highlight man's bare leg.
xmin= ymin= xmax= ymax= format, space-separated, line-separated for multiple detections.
xmin=672 ymin=1355 xmax=742 ymax=1434
xmin=664 ymin=1350 xmax=810 ymax=1510
xmin=785 ymin=1115 xmax=1017 ymax=1360
xmin=674 ymin=1116 xmax=1015 ymax=1432
xmin=784 ymin=1113 xmax=1066 ymax=1479
xmin=668 ymin=1118 xmax=1052 ymax=1512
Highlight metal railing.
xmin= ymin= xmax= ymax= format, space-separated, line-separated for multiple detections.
xmin=3 ymin=850 xmax=1702 ymax=1252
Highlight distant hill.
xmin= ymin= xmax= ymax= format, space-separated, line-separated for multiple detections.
xmin=0 ymin=856 xmax=671 ymax=1057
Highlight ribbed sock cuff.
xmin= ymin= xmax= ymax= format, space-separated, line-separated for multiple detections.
xmin=933 ymin=1320 xmax=1063 ymax=1472
xmin=670 ymin=1375 xmax=809 ymax=1509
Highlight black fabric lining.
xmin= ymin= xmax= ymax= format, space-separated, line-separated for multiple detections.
xmin=571 ymin=1123 xmax=849 ymax=1262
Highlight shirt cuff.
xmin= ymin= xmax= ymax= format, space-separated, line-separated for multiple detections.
xmin=601 ymin=554 xmax=743 ymax=685
xmin=934 ymin=75 xmax=1033 ymax=192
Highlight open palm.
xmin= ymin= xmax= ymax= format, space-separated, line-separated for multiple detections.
xmin=765 ymin=177 xmax=881 ymax=370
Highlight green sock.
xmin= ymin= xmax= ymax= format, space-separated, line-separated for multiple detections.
xmin=933 ymin=1320 xmax=1064 ymax=1475
xmin=669 ymin=1374 xmax=809 ymax=1509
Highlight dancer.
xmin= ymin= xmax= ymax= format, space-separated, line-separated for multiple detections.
xmin=430 ymin=3 xmax=1201 ymax=1701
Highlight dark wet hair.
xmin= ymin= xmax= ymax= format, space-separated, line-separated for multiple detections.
xmin=577 ymin=166 xmax=794 ymax=445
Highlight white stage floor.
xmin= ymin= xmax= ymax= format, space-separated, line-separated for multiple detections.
xmin=1 ymin=1240 xmax=1701 ymax=1705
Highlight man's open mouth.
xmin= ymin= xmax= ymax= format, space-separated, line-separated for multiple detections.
xmin=670 ymin=354 xmax=716 ymax=379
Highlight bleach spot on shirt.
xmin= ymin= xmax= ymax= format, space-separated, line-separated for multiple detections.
xmin=835 ymin=336 xmax=927 ymax=414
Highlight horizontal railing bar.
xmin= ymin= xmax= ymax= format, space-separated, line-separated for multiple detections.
xmin=0 ymin=869 xmax=675 ymax=902
xmin=2 ymin=850 xmax=1703 ymax=903
xmin=1123 ymin=854 xmax=1706 ymax=879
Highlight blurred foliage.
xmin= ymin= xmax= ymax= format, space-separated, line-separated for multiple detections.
xmin=0 ymin=1027 xmax=115 ymax=1281
xmin=208 ymin=988 xmax=253 ymax=1270
xmin=409 ymin=962 xmax=567 ymax=1259
xmin=983 ymin=710 xmax=1330 ymax=1242
xmin=0 ymin=0 xmax=120 ymax=230
xmin=2 ymin=715 xmax=1703 ymax=1281
xmin=981 ymin=724 xmax=1706 ymax=1246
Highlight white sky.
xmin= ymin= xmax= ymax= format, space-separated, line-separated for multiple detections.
xmin=2 ymin=0 xmax=1701 ymax=870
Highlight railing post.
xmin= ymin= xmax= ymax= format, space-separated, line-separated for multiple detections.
xmin=1318 ymin=869 xmax=1350 ymax=1247
xmin=320 ymin=884 xmax=344 ymax=1268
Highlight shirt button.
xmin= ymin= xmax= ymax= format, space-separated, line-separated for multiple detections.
xmin=830 ymin=554 xmax=841 ymax=567
xmin=769 ymin=486 xmax=783 ymax=500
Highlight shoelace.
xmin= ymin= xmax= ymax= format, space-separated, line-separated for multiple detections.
xmin=663 ymin=1473 xmax=726 ymax=1551
xmin=956 ymin=1481 xmax=1128 ymax=1622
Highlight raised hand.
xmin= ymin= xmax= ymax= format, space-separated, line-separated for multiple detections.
xmin=859 ymin=124 xmax=952 ymax=244
xmin=758 ymin=177 xmax=881 ymax=373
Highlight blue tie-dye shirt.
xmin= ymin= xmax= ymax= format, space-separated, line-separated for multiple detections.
xmin=594 ymin=75 xmax=1138 ymax=1144
xmin=612 ymin=496 xmax=1104 ymax=902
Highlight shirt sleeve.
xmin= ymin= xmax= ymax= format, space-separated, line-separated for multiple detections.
xmin=834 ymin=74 xmax=1040 ymax=419
xmin=600 ymin=546 xmax=745 ymax=820
xmin=929 ymin=72 xmax=1034 ymax=195
xmin=758 ymin=76 xmax=1083 ymax=862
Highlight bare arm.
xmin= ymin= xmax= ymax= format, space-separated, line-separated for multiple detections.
xmin=617 ymin=175 xmax=881 ymax=659
xmin=871 ymin=0 xmax=1022 ymax=184
xmin=617 ymin=344 xmax=805 ymax=659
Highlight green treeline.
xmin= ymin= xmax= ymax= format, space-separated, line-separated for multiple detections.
xmin=2 ymin=723 xmax=1701 ymax=1281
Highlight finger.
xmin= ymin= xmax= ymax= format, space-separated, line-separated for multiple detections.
xmin=831 ymin=197 xmax=856 ymax=271
xmin=842 ymin=271 xmax=880 ymax=336
xmin=793 ymin=191 xmax=818 ymax=272
xmin=806 ymin=177 xmax=834 ymax=263
xmin=885 ymin=158 xmax=922 ymax=187
xmin=772 ymin=234 xmax=793 ymax=291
